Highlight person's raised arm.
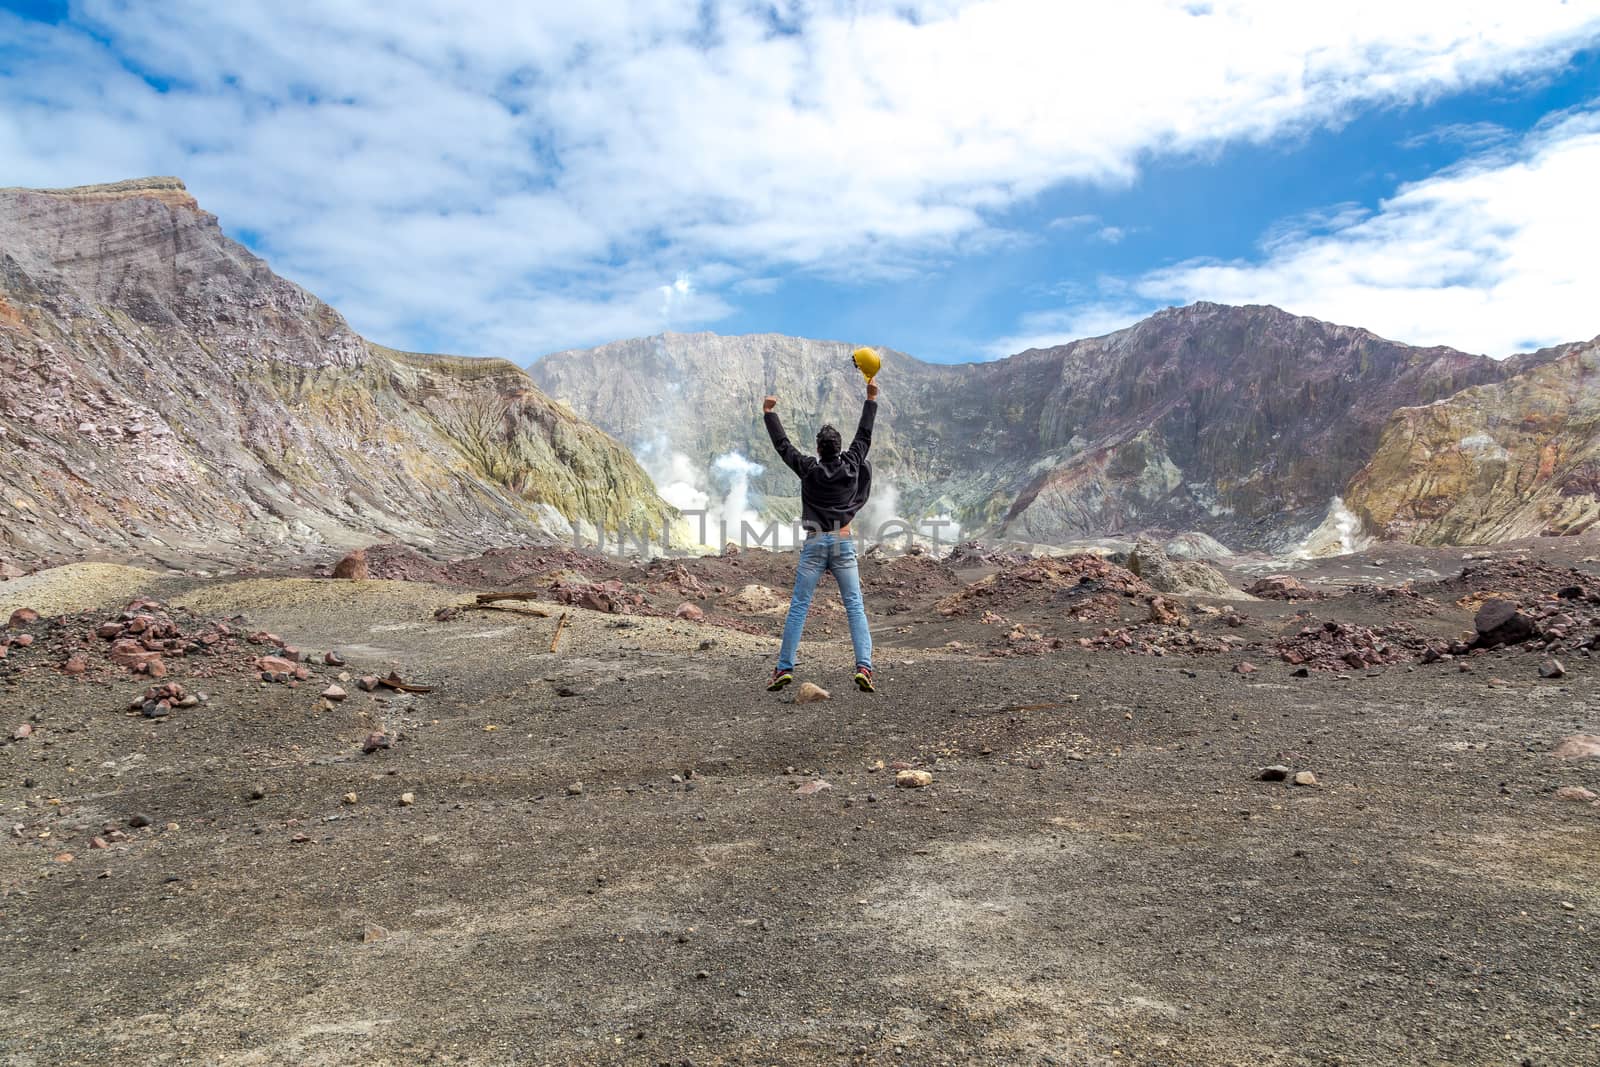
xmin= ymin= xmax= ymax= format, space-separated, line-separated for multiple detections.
xmin=847 ymin=380 xmax=879 ymax=461
xmin=763 ymin=395 xmax=808 ymax=475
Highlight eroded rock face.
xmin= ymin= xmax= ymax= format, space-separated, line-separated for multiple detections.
xmin=533 ymin=304 xmax=1528 ymax=550
xmin=0 ymin=178 xmax=674 ymax=566
xmin=1346 ymin=340 xmax=1600 ymax=545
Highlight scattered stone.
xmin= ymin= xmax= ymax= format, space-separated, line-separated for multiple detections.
xmin=1257 ymin=765 xmax=1290 ymax=782
xmin=1145 ymin=595 xmax=1186 ymax=626
xmin=322 ymin=684 xmax=348 ymax=702
xmin=361 ymin=924 xmax=388 ymax=943
xmin=895 ymin=770 xmax=933 ymax=789
xmin=795 ymin=682 xmax=830 ymax=703
xmin=399 ymin=792 xmax=415 ymax=806
xmin=357 ymin=675 xmax=381 ymax=692
xmin=1291 ymin=771 xmax=1319 ymax=787
xmin=794 ymin=780 xmax=833 ymax=796
xmin=1539 ymin=658 xmax=1566 ymax=679
xmin=12 ymin=633 xmax=32 ymax=647
xmin=324 ymin=650 xmax=346 ymax=666
xmin=8 ymin=607 xmax=39 ymax=628
xmin=89 ymin=836 xmax=108 ymax=850
xmin=362 ymin=731 xmax=391 ymax=753
xmin=12 ymin=723 xmax=32 ymax=741
xmin=1554 ymin=786 xmax=1597 ymax=803
xmin=332 ymin=548 xmax=369 ymax=580
xmin=1234 ymin=661 xmax=1258 ymax=675
xmin=128 ymin=813 xmax=152 ymax=828
xmin=343 ymin=792 xmax=358 ymax=805
xmin=566 ymin=782 xmax=584 ymax=796
xmin=673 ymin=602 xmax=705 ymax=622
xmin=248 ymin=786 xmax=266 ymax=801
xmin=1560 ymin=901 xmax=1576 ymax=912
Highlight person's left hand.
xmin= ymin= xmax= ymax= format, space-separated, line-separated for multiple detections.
xmin=763 ymin=395 xmax=777 ymax=413
xmin=866 ymin=380 xmax=879 ymax=401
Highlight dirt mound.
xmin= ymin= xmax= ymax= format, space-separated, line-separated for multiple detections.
xmin=1275 ymin=619 xmax=1423 ymax=671
xmin=0 ymin=562 xmax=168 ymax=616
xmin=725 ymin=584 xmax=788 ymax=613
xmin=937 ymin=555 xmax=1152 ymax=622
xmin=347 ymin=542 xmax=621 ymax=587
xmin=1421 ymin=557 xmax=1600 ymax=606
xmin=941 ymin=540 xmax=1030 ymax=569
xmin=356 ymin=543 xmax=452 ymax=583
xmin=0 ymin=595 xmax=347 ymax=693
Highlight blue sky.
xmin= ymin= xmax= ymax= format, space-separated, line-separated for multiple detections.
xmin=2 ymin=1 xmax=1599 ymax=363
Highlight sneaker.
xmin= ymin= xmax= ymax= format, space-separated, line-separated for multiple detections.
xmin=767 ymin=667 xmax=794 ymax=692
xmin=853 ymin=665 xmax=875 ymax=692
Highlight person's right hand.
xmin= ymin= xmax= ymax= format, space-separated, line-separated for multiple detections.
xmin=866 ymin=380 xmax=879 ymax=401
xmin=763 ymin=395 xmax=777 ymax=413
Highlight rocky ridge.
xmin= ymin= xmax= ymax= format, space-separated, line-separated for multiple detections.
xmin=0 ymin=178 xmax=674 ymax=571
xmin=533 ymin=306 xmax=1538 ymax=551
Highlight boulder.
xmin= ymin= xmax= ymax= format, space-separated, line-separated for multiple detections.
xmin=1244 ymin=575 xmax=1315 ymax=600
xmin=674 ymin=602 xmax=705 ymax=622
xmin=1128 ymin=540 xmax=1248 ymax=600
xmin=332 ymin=548 xmax=369 ymax=580
xmin=1472 ymin=599 xmax=1537 ymax=649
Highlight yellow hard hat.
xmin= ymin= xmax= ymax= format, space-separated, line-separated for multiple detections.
xmin=852 ymin=346 xmax=881 ymax=381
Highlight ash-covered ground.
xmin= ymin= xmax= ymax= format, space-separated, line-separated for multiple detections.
xmin=2 ymin=536 xmax=1598 ymax=1066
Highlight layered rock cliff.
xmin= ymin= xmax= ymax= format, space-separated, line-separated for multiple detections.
xmin=1345 ymin=339 xmax=1600 ymax=545
xmin=533 ymin=306 xmax=1531 ymax=550
xmin=0 ymin=178 xmax=673 ymax=568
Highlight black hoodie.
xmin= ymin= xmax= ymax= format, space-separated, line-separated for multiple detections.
xmin=764 ymin=399 xmax=877 ymax=534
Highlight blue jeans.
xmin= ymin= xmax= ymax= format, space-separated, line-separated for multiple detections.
xmin=777 ymin=533 xmax=873 ymax=673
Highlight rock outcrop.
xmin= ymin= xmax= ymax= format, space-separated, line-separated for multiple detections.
xmin=1125 ymin=539 xmax=1247 ymax=600
xmin=534 ymin=305 xmax=1533 ymax=550
xmin=1345 ymin=339 xmax=1600 ymax=545
xmin=0 ymin=178 xmax=674 ymax=568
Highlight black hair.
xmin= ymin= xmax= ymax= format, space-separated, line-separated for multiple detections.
xmin=816 ymin=424 xmax=842 ymax=460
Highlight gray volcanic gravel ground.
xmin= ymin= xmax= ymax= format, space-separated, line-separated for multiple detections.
xmin=2 ymin=547 xmax=1599 ymax=1066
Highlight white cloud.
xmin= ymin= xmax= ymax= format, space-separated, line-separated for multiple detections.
xmin=1131 ymin=109 xmax=1600 ymax=355
xmin=2 ymin=1 xmax=1598 ymax=357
